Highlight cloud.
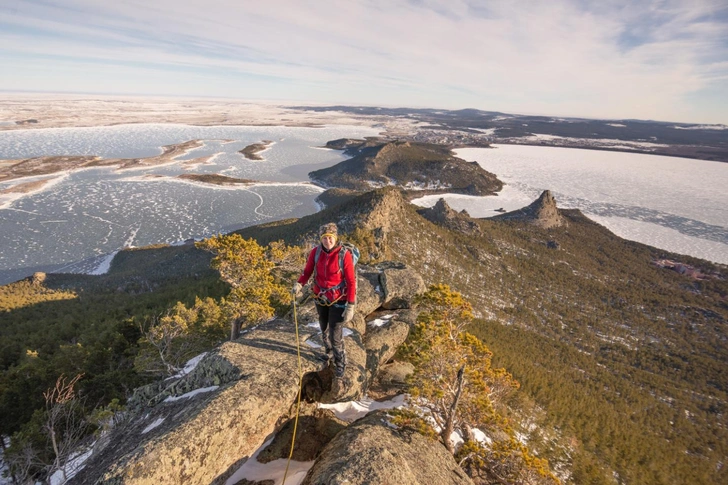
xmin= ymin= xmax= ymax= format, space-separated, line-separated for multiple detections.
xmin=1 ymin=0 xmax=726 ymax=123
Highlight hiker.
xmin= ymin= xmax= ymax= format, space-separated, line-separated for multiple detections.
xmin=293 ymin=223 xmax=356 ymax=378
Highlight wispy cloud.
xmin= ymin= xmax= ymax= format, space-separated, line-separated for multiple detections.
xmin=1 ymin=0 xmax=726 ymax=123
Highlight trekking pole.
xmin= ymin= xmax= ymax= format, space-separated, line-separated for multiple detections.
xmin=282 ymin=291 xmax=304 ymax=485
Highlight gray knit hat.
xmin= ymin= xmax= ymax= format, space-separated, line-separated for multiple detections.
xmin=319 ymin=222 xmax=338 ymax=239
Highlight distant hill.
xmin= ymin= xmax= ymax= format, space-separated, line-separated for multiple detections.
xmin=295 ymin=105 xmax=728 ymax=162
xmin=310 ymin=140 xmax=503 ymax=196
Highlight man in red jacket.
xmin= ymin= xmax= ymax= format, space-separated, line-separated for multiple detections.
xmin=293 ymin=223 xmax=356 ymax=378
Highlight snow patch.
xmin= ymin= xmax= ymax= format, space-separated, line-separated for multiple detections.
xmin=48 ymin=446 xmax=94 ymax=485
xmin=517 ymin=133 xmax=670 ymax=149
xmin=167 ymin=352 xmax=208 ymax=380
xmin=163 ymin=386 xmax=218 ymax=403
xmin=672 ymin=124 xmax=728 ymax=130
xmin=367 ymin=314 xmax=394 ymax=327
xmin=318 ymin=394 xmax=406 ymax=422
xmin=225 ymin=437 xmax=314 ymax=485
xmin=88 ymin=251 xmax=118 ymax=275
xmin=304 ymin=339 xmax=323 ymax=349
xmin=141 ymin=417 xmax=166 ymax=434
xmin=472 ymin=427 xmax=493 ymax=445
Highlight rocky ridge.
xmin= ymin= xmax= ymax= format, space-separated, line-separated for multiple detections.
xmin=71 ymin=263 xmax=431 ymax=485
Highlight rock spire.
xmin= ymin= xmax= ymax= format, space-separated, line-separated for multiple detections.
xmin=493 ymin=190 xmax=565 ymax=228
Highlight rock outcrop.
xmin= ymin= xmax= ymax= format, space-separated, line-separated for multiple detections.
xmin=302 ymin=410 xmax=474 ymax=485
xmin=30 ymin=271 xmax=46 ymax=286
xmin=73 ymin=262 xmax=426 ymax=485
xmin=418 ymin=198 xmax=483 ymax=236
xmin=491 ymin=190 xmax=566 ymax=228
xmin=73 ymin=320 xmax=321 ymax=485
xmin=380 ymin=263 xmax=427 ymax=309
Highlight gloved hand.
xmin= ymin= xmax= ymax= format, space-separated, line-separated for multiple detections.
xmin=343 ymin=303 xmax=355 ymax=323
xmin=292 ymin=282 xmax=303 ymax=298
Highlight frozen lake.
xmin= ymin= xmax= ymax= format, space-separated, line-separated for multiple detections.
xmin=1 ymin=129 xmax=726 ymax=286
xmin=0 ymin=124 xmax=380 ymax=284
xmin=412 ymin=145 xmax=728 ymax=265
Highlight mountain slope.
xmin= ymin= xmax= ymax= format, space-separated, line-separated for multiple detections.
xmin=240 ymin=187 xmax=728 ymax=484
xmin=3 ymin=186 xmax=726 ymax=484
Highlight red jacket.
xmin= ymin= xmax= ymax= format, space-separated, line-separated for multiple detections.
xmin=298 ymin=244 xmax=356 ymax=304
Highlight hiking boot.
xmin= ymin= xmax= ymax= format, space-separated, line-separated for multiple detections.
xmin=334 ymin=364 xmax=345 ymax=379
xmin=316 ymin=350 xmax=332 ymax=363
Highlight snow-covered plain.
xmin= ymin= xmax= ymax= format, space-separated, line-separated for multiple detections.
xmin=0 ymin=124 xmax=380 ymax=284
xmin=413 ymin=145 xmax=728 ymax=265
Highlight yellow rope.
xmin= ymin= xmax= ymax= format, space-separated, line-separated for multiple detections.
xmin=282 ymin=294 xmax=304 ymax=485
xmin=312 ymin=292 xmax=344 ymax=307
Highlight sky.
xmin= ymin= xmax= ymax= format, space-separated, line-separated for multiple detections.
xmin=1 ymin=0 xmax=727 ymax=124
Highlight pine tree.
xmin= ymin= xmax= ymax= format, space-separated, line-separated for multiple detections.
xmin=196 ymin=234 xmax=290 ymax=339
xmin=401 ymin=284 xmax=519 ymax=453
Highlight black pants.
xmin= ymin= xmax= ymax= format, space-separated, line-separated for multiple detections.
xmin=315 ymin=302 xmax=346 ymax=370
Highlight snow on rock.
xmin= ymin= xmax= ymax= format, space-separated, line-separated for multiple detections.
xmin=141 ymin=417 xmax=166 ymax=434
xmin=166 ymin=352 xmax=208 ymax=380
xmin=472 ymin=427 xmax=493 ymax=445
xmin=162 ymin=386 xmax=218 ymax=403
xmin=319 ymin=394 xmax=406 ymax=422
xmin=367 ymin=314 xmax=394 ymax=327
xmin=49 ymin=447 xmax=94 ymax=485
xmin=224 ymin=437 xmax=314 ymax=485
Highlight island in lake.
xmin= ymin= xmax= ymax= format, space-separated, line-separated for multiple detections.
xmin=238 ymin=140 xmax=274 ymax=160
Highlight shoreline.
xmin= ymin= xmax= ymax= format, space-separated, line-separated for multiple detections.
xmin=0 ymin=140 xmax=209 ymax=183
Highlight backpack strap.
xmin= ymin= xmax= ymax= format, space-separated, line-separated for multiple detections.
xmin=338 ymin=246 xmax=348 ymax=273
xmin=313 ymin=246 xmax=322 ymax=281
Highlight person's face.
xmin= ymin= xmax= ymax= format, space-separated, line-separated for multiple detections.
xmin=321 ymin=235 xmax=336 ymax=250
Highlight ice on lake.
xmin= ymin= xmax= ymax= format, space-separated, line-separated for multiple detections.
xmin=0 ymin=124 xmax=380 ymax=284
xmin=412 ymin=145 xmax=728 ymax=265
